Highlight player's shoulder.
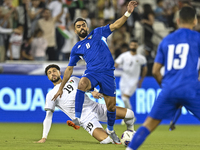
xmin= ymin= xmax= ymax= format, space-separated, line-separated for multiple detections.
xmin=136 ymin=54 xmax=146 ymax=59
xmin=120 ymin=51 xmax=130 ymax=57
xmin=68 ymin=76 xmax=80 ymax=85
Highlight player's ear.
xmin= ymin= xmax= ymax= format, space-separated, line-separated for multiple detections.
xmin=59 ymin=71 xmax=61 ymax=76
xmin=176 ymin=18 xmax=180 ymax=27
xmin=194 ymin=17 xmax=198 ymax=26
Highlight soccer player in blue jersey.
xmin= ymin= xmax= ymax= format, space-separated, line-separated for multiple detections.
xmin=126 ymin=6 xmax=200 ymax=150
xmin=52 ymin=1 xmax=138 ymax=144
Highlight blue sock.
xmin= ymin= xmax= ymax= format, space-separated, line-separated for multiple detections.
xmin=172 ymin=107 xmax=182 ymax=124
xmin=128 ymin=126 xmax=150 ymax=150
xmin=75 ymin=89 xmax=85 ymax=118
xmin=107 ymin=110 xmax=116 ymax=131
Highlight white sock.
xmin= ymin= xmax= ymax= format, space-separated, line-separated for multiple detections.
xmin=124 ymin=109 xmax=135 ymax=131
xmin=122 ymin=96 xmax=132 ymax=109
xmin=100 ymin=136 xmax=114 ymax=144
xmin=126 ymin=147 xmax=133 ymax=150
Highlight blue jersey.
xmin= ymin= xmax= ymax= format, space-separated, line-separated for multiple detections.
xmin=68 ymin=24 xmax=114 ymax=72
xmin=155 ymin=28 xmax=200 ymax=98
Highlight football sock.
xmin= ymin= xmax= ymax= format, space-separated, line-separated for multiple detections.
xmin=128 ymin=126 xmax=150 ymax=150
xmin=124 ymin=109 xmax=135 ymax=131
xmin=107 ymin=110 xmax=116 ymax=131
xmin=75 ymin=89 xmax=85 ymax=118
xmin=122 ymin=96 xmax=132 ymax=109
xmin=100 ymin=136 xmax=114 ymax=144
xmin=172 ymin=107 xmax=182 ymax=124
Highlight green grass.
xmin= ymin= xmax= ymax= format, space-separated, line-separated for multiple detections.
xmin=0 ymin=123 xmax=199 ymax=150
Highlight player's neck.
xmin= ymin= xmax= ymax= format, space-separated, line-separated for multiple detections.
xmin=179 ymin=24 xmax=194 ymax=30
xmin=79 ymin=36 xmax=87 ymax=41
xmin=130 ymin=51 xmax=136 ymax=55
xmin=53 ymin=79 xmax=62 ymax=86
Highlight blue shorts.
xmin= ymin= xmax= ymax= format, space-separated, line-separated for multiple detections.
xmin=149 ymin=90 xmax=200 ymax=120
xmin=82 ymin=71 xmax=116 ymax=97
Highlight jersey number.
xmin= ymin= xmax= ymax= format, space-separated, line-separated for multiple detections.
xmin=64 ymin=84 xmax=74 ymax=94
xmin=167 ymin=43 xmax=189 ymax=71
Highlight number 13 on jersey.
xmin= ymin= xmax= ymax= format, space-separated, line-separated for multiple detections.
xmin=167 ymin=43 xmax=189 ymax=71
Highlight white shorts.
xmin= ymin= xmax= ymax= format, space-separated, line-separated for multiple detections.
xmin=81 ymin=103 xmax=108 ymax=136
xmin=120 ymin=83 xmax=137 ymax=96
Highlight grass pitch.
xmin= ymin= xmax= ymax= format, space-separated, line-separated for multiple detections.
xmin=0 ymin=123 xmax=199 ymax=150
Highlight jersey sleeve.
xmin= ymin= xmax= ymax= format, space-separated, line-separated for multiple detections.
xmin=94 ymin=24 xmax=112 ymax=38
xmin=68 ymin=47 xmax=81 ymax=66
xmin=115 ymin=53 xmax=124 ymax=65
xmin=139 ymin=55 xmax=147 ymax=66
xmin=45 ymin=92 xmax=56 ymax=112
xmin=155 ymin=41 xmax=164 ymax=65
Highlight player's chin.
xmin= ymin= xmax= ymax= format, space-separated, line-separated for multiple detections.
xmin=79 ymin=32 xmax=87 ymax=38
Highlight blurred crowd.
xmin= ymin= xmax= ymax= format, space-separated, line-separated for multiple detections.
xmin=0 ymin=0 xmax=200 ymax=68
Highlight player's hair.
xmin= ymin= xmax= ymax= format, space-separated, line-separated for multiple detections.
xmin=130 ymin=39 xmax=138 ymax=43
xmin=156 ymin=0 xmax=163 ymax=4
xmin=74 ymin=18 xmax=87 ymax=26
xmin=45 ymin=64 xmax=60 ymax=75
xmin=179 ymin=7 xmax=196 ymax=24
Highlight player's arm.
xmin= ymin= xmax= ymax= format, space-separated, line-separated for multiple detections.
xmin=114 ymin=63 xmax=119 ymax=68
xmin=52 ymin=66 xmax=74 ymax=101
xmin=109 ymin=1 xmax=138 ymax=32
xmin=152 ymin=63 xmax=163 ymax=85
xmin=36 ymin=110 xmax=53 ymax=143
xmin=138 ymin=65 xmax=148 ymax=88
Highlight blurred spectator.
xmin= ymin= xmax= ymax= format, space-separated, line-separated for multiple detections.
xmin=7 ymin=24 xmax=23 ymax=60
xmin=140 ymin=4 xmax=155 ymax=48
xmin=38 ymin=0 xmax=46 ymax=9
xmin=37 ymin=7 xmax=63 ymax=61
xmin=80 ymin=7 xmax=91 ymax=30
xmin=16 ymin=0 xmax=32 ymax=40
xmin=112 ymin=25 xmax=130 ymax=50
xmin=48 ymin=0 xmax=68 ymax=60
xmin=167 ymin=5 xmax=179 ymax=31
xmin=31 ymin=29 xmax=48 ymax=61
xmin=61 ymin=23 xmax=77 ymax=61
xmin=154 ymin=0 xmax=168 ymax=25
xmin=194 ymin=15 xmax=200 ymax=32
xmin=30 ymin=0 xmax=43 ymax=35
xmin=21 ymin=37 xmax=34 ymax=60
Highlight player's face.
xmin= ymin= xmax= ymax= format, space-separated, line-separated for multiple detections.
xmin=47 ymin=68 xmax=61 ymax=83
xmin=75 ymin=21 xmax=88 ymax=38
xmin=129 ymin=42 xmax=138 ymax=52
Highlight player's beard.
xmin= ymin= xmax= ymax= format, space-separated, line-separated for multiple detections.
xmin=51 ymin=76 xmax=61 ymax=83
xmin=78 ymin=29 xmax=88 ymax=38
xmin=130 ymin=48 xmax=136 ymax=52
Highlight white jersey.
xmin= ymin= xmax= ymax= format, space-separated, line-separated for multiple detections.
xmin=7 ymin=33 xmax=23 ymax=59
xmin=45 ymin=76 xmax=98 ymax=123
xmin=115 ymin=51 xmax=147 ymax=95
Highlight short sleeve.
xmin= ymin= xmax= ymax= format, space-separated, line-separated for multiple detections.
xmin=155 ymin=41 xmax=164 ymax=65
xmin=94 ymin=24 xmax=112 ymax=38
xmin=139 ymin=55 xmax=147 ymax=65
xmin=115 ymin=53 xmax=124 ymax=65
xmin=68 ymin=47 xmax=81 ymax=66
xmin=45 ymin=92 xmax=56 ymax=112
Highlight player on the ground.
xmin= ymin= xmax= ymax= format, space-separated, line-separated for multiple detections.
xmin=126 ymin=6 xmax=200 ymax=150
xmin=115 ymin=40 xmax=147 ymax=110
xmin=52 ymin=1 xmax=138 ymax=144
xmin=36 ymin=64 xmax=136 ymax=144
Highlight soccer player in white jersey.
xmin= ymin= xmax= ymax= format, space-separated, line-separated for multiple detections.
xmin=36 ymin=64 xmax=135 ymax=144
xmin=115 ymin=40 xmax=147 ymax=110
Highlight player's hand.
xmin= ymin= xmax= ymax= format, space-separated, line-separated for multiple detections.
xmin=91 ymin=91 xmax=103 ymax=99
xmin=127 ymin=1 xmax=138 ymax=13
xmin=34 ymin=138 xmax=46 ymax=143
xmin=52 ymin=89 xmax=63 ymax=101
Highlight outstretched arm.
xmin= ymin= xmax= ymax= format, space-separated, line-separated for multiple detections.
xmin=109 ymin=1 xmax=138 ymax=32
xmin=36 ymin=111 xmax=53 ymax=143
xmin=52 ymin=66 xmax=74 ymax=101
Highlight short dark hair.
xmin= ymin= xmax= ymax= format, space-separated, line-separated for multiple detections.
xmin=74 ymin=18 xmax=87 ymax=26
xmin=45 ymin=64 xmax=60 ymax=75
xmin=130 ymin=39 xmax=138 ymax=43
xmin=156 ymin=0 xmax=163 ymax=4
xmin=179 ymin=7 xmax=196 ymax=23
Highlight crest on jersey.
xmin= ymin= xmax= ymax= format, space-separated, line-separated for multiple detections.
xmin=88 ymin=35 xmax=92 ymax=39
xmin=69 ymin=80 xmax=74 ymax=83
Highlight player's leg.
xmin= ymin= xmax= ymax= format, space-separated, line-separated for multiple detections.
xmin=126 ymin=117 xmax=161 ymax=150
xmin=67 ymin=77 xmax=92 ymax=129
xmin=169 ymin=106 xmax=182 ymax=131
xmin=116 ymin=107 xmax=135 ymax=131
xmin=104 ymin=95 xmax=121 ymax=144
xmin=122 ymin=94 xmax=131 ymax=109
